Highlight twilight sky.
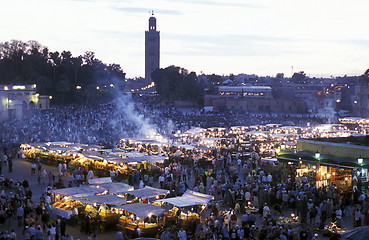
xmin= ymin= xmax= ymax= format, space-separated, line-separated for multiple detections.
xmin=0 ymin=0 xmax=368 ymax=78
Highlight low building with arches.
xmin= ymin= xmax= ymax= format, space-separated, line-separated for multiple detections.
xmin=0 ymin=84 xmax=50 ymax=121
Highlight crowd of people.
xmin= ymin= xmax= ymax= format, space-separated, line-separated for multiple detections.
xmin=0 ymin=96 xmax=363 ymax=240
xmin=0 ymin=95 xmax=330 ymax=151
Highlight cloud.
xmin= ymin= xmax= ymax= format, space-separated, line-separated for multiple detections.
xmin=185 ymin=0 xmax=267 ymax=9
xmin=112 ymin=7 xmax=182 ymax=15
xmin=163 ymin=33 xmax=311 ymax=57
xmin=336 ymin=38 xmax=369 ymax=48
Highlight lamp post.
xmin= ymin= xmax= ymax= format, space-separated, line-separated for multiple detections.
xmin=315 ymin=151 xmax=320 ymax=159
xmin=358 ymin=156 xmax=363 ymax=165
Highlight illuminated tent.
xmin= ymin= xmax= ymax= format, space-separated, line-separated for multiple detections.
xmin=157 ymin=190 xmax=214 ymax=207
xmin=124 ymin=186 xmax=169 ymax=199
xmin=115 ymin=203 xmax=165 ymax=218
xmin=72 ymin=194 xmax=127 ymax=206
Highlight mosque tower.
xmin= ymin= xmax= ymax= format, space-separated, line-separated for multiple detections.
xmin=145 ymin=12 xmax=160 ymax=82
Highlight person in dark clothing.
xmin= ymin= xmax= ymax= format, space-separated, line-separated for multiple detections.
xmin=8 ymin=157 xmax=13 ymax=172
xmin=85 ymin=213 xmax=92 ymax=235
xmin=60 ymin=219 xmax=66 ymax=236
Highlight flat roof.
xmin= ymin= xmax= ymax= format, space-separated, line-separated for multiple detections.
xmin=298 ymin=138 xmax=369 ymax=150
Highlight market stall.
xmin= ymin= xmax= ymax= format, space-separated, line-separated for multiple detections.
xmin=50 ymin=185 xmax=107 ymax=219
xmin=156 ymin=190 xmax=214 ymax=225
xmin=72 ymin=194 xmax=128 ymax=231
xmin=116 ymin=203 xmax=165 ymax=237
xmin=123 ymin=186 xmax=169 ymax=203
xmin=88 ymin=177 xmax=134 ymax=194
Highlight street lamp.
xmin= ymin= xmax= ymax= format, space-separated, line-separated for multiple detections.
xmin=358 ymin=156 xmax=363 ymax=165
xmin=315 ymin=151 xmax=320 ymax=159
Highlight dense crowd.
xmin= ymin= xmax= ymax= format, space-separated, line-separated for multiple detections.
xmin=0 ymin=95 xmax=330 ymax=150
xmin=1 ymin=95 xmax=359 ymax=240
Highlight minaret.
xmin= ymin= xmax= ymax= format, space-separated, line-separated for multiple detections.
xmin=145 ymin=12 xmax=160 ymax=82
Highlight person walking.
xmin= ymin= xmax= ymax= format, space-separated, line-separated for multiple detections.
xmin=16 ymin=205 xmax=24 ymax=227
xmin=8 ymin=156 xmax=13 ymax=172
xmin=35 ymin=225 xmax=44 ymax=240
xmin=354 ymin=208 xmax=361 ymax=227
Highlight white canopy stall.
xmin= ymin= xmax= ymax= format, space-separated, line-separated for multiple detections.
xmin=158 ymin=190 xmax=214 ymax=207
xmin=116 ymin=203 xmax=165 ymax=219
xmin=124 ymin=186 xmax=169 ymax=201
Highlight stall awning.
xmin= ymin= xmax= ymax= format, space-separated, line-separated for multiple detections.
xmin=158 ymin=190 xmax=214 ymax=207
xmin=116 ymin=203 xmax=165 ymax=218
xmin=131 ymin=155 xmax=167 ymax=163
xmin=98 ymin=182 xmax=134 ymax=193
xmin=88 ymin=177 xmax=112 ymax=185
xmin=50 ymin=185 xmax=103 ymax=197
xmin=124 ymin=186 xmax=169 ymax=199
xmin=73 ymin=194 xmax=127 ymax=206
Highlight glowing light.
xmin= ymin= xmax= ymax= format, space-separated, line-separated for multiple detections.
xmin=12 ymin=85 xmax=26 ymax=90
xmin=76 ymin=86 xmax=82 ymax=90
xmin=336 ymin=99 xmax=341 ymax=103
xmin=110 ymin=84 xmax=114 ymax=87
xmin=332 ymin=172 xmax=336 ymax=176
xmin=327 ymin=173 xmax=331 ymax=178
xmin=4 ymin=86 xmax=9 ymax=90
xmin=49 ymin=96 xmax=53 ymax=99
xmin=358 ymin=157 xmax=363 ymax=164
xmin=344 ymin=177 xmax=348 ymax=181
xmin=96 ymin=86 xmax=100 ymax=90
xmin=291 ymin=213 xmax=295 ymax=218
xmin=315 ymin=151 xmax=320 ymax=159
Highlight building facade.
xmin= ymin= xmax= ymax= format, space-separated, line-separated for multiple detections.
xmin=145 ymin=14 xmax=160 ymax=82
xmin=204 ymin=85 xmax=307 ymax=113
xmin=0 ymin=84 xmax=50 ymax=121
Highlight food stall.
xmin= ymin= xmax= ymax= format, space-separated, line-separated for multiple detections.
xmin=50 ymin=185 xmax=103 ymax=219
xmin=72 ymin=194 xmax=127 ymax=231
xmin=116 ymin=203 xmax=165 ymax=237
xmin=88 ymin=177 xmax=134 ymax=194
xmin=123 ymin=186 xmax=169 ymax=203
xmin=156 ymin=190 xmax=214 ymax=225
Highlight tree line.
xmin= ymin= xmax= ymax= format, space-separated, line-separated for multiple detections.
xmin=0 ymin=40 xmax=222 ymax=106
xmin=0 ymin=40 xmax=126 ymax=105
xmin=151 ymin=66 xmax=223 ymax=105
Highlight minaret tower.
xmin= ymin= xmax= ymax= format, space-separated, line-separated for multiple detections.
xmin=145 ymin=12 xmax=160 ymax=82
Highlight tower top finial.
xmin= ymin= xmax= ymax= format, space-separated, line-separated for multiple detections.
xmin=151 ymin=10 xmax=154 ymax=15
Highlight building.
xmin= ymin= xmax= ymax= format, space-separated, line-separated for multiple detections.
xmin=218 ymin=86 xmax=272 ymax=98
xmin=277 ymin=137 xmax=369 ymax=191
xmin=145 ymin=13 xmax=160 ymax=82
xmin=0 ymin=84 xmax=50 ymax=121
xmin=204 ymin=85 xmax=307 ymax=113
